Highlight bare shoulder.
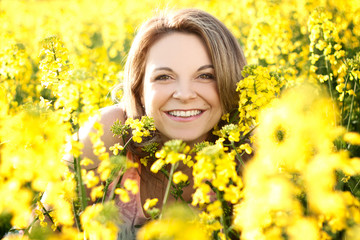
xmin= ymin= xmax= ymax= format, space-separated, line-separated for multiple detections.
xmin=78 ymin=104 xmax=126 ymax=169
xmin=98 ymin=104 xmax=127 ymax=132
xmin=79 ymin=104 xmax=126 ymax=138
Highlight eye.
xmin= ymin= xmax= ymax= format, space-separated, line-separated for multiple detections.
xmin=198 ymin=73 xmax=215 ymax=80
xmin=155 ymin=74 xmax=171 ymax=81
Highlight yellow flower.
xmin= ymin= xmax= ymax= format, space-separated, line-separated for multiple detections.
xmin=315 ymin=39 xmax=327 ymax=51
xmin=223 ymin=185 xmax=242 ymax=204
xmin=137 ymin=204 xmax=209 ymax=240
xmin=109 ymin=143 xmax=124 ymax=155
xmin=140 ymin=156 xmax=149 ymax=167
xmin=239 ymin=143 xmax=252 ymax=154
xmin=150 ymin=159 xmax=165 ymax=174
xmin=80 ymin=157 xmax=94 ymax=167
xmin=151 ymin=140 xmax=191 ymax=174
xmin=173 ymin=171 xmax=189 ymax=184
xmin=344 ymin=132 xmax=360 ymax=145
xmin=124 ymin=178 xmax=138 ymax=195
xmin=143 ymin=198 xmax=158 ymax=211
xmin=125 ymin=116 xmax=155 ymax=143
xmin=115 ymin=188 xmax=130 ymax=203
xmin=80 ymin=202 xmax=120 ymax=240
xmin=206 ymin=201 xmax=222 ymax=218
xmin=91 ymin=185 xmax=104 ymax=202
xmin=84 ymin=170 xmax=99 ymax=188
xmin=192 ymin=183 xmax=212 ymax=206
xmin=69 ymin=139 xmax=83 ymax=158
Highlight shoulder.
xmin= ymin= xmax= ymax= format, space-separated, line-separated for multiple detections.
xmin=79 ymin=104 xmax=126 ymax=144
xmin=98 ymin=104 xmax=127 ymax=129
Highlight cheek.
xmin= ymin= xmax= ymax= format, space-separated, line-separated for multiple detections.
xmin=143 ymin=85 xmax=167 ymax=113
xmin=199 ymin=84 xmax=221 ymax=106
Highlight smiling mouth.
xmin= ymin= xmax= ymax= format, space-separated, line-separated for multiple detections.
xmin=167 ymin=110 xmax=203 ymax=117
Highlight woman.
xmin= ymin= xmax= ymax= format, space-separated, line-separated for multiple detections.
xmin=79 ymin=8 xmax=247 ymax=239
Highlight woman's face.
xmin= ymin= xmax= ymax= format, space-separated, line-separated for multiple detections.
xmin=142 ymin=32 xmax=222 ymax=145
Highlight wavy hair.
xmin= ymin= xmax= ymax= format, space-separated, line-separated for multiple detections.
xmin=121 ymin=8 xmax=247 ymax=119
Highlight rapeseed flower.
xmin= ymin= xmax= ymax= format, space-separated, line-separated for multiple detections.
xmin=124 ymin=179 xmax=139 ymax=195
xmin=115 ymin=188 xmax=130 ymax=203
xmin=344 ymin=132 xmax=360 ymax=145
xmin=109 ymin=143 xmax=124 ymax=155
xmin=125 ymin=116 xmax=156 ymax=143
xmin=234 ymin=85 xmax=360 ymax=239
xmin=236 ymin=65 xmax=284 ymax=141
xmin=1 ymin=0 xmax=360 ymax=238
xmin=0 ymin=106 xmax=74 ymax=228
xmin=137 ymin=204 xmax=209 ymax=240
xmin=80 ymin=202 xmax=120 ymax=240
xmin=172 ymin=171 xmax=189 ymax=184
xmin=151 ymin=140 xmax=192 ymax=173
xmin=143 ymin=198 xmax=159 ymax=212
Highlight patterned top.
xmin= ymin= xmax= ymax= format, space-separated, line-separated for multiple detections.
xmin=115 ymin=153 xmax=169 ymax=240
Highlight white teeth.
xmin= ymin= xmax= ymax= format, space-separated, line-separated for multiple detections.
xmin=168 ymin=110 xmax=202 ymax=117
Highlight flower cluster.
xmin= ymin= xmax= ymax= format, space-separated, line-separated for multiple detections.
xmin=234 ymin=85 xmax=360 ymax=239
xmin=0 ymin=42 xmax=35 ymax=110
xmin=191 ymin=141 xmax=243 ymax=239
xmin=125 ymin=116 xmax=156 ymax=143
xmin=39 ymin=36 xmax=73 ymax=88
xmin=236 ymin=65 xmax=284 ymax=139
xmin=308 ymin=7 xmax=345 ymax=83
xmin=0 ymin=102 xmax=75 ymax=229
xmin=137 ymin=204 xmax=209 ymax=240
xmin=80 ymin=202 xmax=121 ymax=240
xmin=192 ymin=142 xmax=242 ymax=206
xmin=1 ymin=0 xmax=360 ymax=239
xmin=150 ymin=140 xmax=192 ymax=174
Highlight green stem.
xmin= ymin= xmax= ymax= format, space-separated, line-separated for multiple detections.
xmin=229 ymin=109 xmax=239 ymax=123
xmin=327 ymin=73 xmax=334 ymax=101
xmin=346 ymin=81 xmax=357 ymax=132
xmin=160 ymin=168 xmax=187 ymax=202
xmin=253 ymin=76 xmax=257 ymax=95
xmin=160 ymin=162 xmax=178 ymax=219
xmin=230 ymin=141 xmax=245 ymax=168
xmin=340 ymin=75 xmax=349 ymax=126
xmin=119 ymin=137 xmax=132 ymax=156
xmin=352 ymin=178 xmax=360 ymax=194
xmin=23 ymin=216 xmax=39 ymax=235
xmin=325 ymin=61 xmax=337 ymax=126
xmin=101 ymin=181 xmax=111 ymax=204
xmin=72 ymin=201 xmax=82 ymax=231
xmin=75 ymin=156 xmax=87 ymax=211
xmin=108 ymin=170 xmax=123 ymax=201
xmin=206 ymin=181 xmax=231 ymax=240
xmin=41 ymin=206 xmax=61 ymax=232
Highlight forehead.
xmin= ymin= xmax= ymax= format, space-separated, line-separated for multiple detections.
xmin=145 ymin=32 xmax=212 ymax=71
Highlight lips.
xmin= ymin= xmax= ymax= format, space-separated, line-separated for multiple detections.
xmin=167 ymin=110 xmax=203 ymax=118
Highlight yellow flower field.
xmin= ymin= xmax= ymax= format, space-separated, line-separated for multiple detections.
xmin=1 ymin=0 xmax=360 ymax=239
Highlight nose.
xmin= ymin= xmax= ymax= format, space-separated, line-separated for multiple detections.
xmin=172 ymin=80 xmax=197 ymax=101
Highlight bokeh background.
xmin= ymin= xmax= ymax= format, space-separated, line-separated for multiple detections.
xmin=1 ymin=0 xmax=360 ymax=239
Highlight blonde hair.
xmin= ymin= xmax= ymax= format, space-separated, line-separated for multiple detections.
xmin=122 ymin=8 xmax=247 ymax=119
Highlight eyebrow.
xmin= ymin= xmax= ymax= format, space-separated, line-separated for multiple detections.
xmin=153 ymin=64 xmax=214 ymax=72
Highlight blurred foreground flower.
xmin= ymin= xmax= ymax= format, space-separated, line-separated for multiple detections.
xmin=80 ymin=202 xmax=121 ymax=240
xmin=234 ymin=85 xmax=360 ymax=240
xmin=0 ymin=104 xmax=74 ymax=229
xmin=137 ymin=204 xmax=209 ymax=240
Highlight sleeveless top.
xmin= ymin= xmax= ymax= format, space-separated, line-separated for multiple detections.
xmin=115 ymin=152 xmax=170 ymax=239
